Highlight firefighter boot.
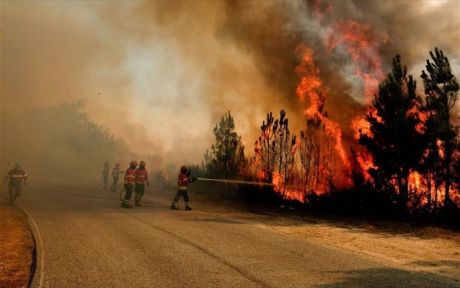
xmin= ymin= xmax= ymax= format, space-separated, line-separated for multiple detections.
xmin=121 ymin=202 xmax=133 ymax=208
xmin=185 ymin=206 xmax=192 ymax=211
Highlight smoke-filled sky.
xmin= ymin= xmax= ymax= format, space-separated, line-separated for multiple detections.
xmin=1 ymin=0 xmax=459 ymax=169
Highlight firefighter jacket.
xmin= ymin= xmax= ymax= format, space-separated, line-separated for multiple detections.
xmin=6 ymin=168 xmax=28 ymax=188
xmin=177 ymin=173 xmax=191 ymax=191
xmin=112 ymin=166 xmax=121 ymax=177
xmin=135 ymin=168 xmax=149 ymax=185
xmin=125 ymin=168 xmax=136 ymax=185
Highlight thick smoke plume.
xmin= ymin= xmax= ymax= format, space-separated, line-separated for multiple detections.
xmin=1 ymin=0 xmax=459 ymax=180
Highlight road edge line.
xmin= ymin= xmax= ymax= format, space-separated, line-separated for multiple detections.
xmin=18 ymin=206 xmax=44 ymax=288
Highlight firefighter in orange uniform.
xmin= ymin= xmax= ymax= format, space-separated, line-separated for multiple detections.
xmin=134 ymin=161 xmax=149 ymax=206
xmin=121 ymin=161 xmax=137 ymax=208
xmin=102 ymin=161 xmax=110 ymax=190
xmin=111 ymin=163 xmax=123 ymax=192
xmin=170 ymin=166 xmax=196 ymax=211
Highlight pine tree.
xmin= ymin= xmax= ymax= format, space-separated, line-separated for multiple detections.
xmin=359 ymin=55 xmax=424 ymax=210
xmin=207 ymin=111 xmax=245 ymax=177
xmin=421 ymin=48 xmax=459 ymax=207
xmin=257 ymin=112 xmax=277 ymax=182
xmin=273 ymin=110 xmax=298 ymax=193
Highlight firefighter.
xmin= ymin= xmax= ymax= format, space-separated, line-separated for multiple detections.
xmin=111 ymin=163 xmax=123 ymax=192
xmin=134 ymin=161 xmax=149 ymax=206
xmin=3 ymin=164 xmax=28 ymax=205
xmin=121 ymin=161 xmax=137 ymax=208
xmin=102 ymin=161 xmax=110 ymax=190
xmin=170 ymin=166 xmax=196 ymax=211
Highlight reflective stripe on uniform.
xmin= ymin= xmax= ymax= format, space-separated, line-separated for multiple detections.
xmin=135 ymin=169 xmax=148 ymax=183
xmin=9 ymin=175 xmax=27 ymax=178
xmin=125 ymin=169 xmax=136 ymax=184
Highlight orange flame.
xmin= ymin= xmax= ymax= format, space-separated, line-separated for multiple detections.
xmin=325 ymin=20 xmax=387 ymax=101
xmin=436 ymin=139 xmax=445 ymax=159
xmin=272 ymin=172 xmax=305 ymax=203
xmin=408 ymin=171 xmax=422 ymax=192
xmin=351 ymin=115 xmax=372 ymax=140
xmin=406 ymin=102 xmax=428 ymax=134
xmin=295 ymin=44 xmax=350 ymax=172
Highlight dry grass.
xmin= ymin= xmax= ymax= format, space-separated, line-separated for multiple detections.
xmin=194 ymin=199 xmax=460 ymax=283
xmin=0 ymin=202 xmax=34 ymax=288
xmin=265 ymin=219 xmax=460 ymax=283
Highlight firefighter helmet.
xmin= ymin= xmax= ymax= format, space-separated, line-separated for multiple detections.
xmin=130 ymin=160 xmax=138 ymax=167
xmin=180 ymin=166 xmax=187 ymax=174
xmin=139 ymin=161 xmax=146 ymax=168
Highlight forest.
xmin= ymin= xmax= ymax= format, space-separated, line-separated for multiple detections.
xmin=198 ymin=48 xmax=459 ymax=219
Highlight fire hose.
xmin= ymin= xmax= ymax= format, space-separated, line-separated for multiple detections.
xmin=196 ymin=178 xmax=275 ymax=186
xmin=195 ymin=177 xmax=304 ymax=191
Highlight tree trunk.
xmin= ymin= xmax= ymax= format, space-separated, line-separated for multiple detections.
xmin=444 ymin=140 xmax=452 ymax=207
xmin=427 ymin=173 xmax=432 ymax=211
xmin=398 ymin=173 xmax=408 ymax=211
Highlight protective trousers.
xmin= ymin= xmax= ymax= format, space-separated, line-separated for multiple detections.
xmin=123 ymin=184 xmax=134 ymax=204
xmin=8 ymin=186 xmax=22 ymax=205
xmin=172 ymin=190 xmax=190 ymax=208
xmin=112 ymin=176 xmax=119 ymax=192
xmin=135 ymin=183 xmax=145 ymax=202
xmin=103 ymin=173 xmax=109 ymax=189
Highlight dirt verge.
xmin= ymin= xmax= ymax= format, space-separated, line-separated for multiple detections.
xmin=194 ymin=197 xmax=460 ymax=284
xmin=0 ymin=202 xmax=35 ymax=288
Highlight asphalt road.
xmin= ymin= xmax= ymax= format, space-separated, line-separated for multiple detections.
xmin=18 ymin=183 xmax=457 ymax=288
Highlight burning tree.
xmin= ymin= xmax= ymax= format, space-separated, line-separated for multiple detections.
xmin=255 ymin=111 xmax=298 ymax=183
xmin=299 ymin=123 xmax=320 ymax=195
xmin=206 ymin=111 xmax=246 ymax=177
xmin=421 ymin=48 xmax=459 ymax=208
xmin=255 ymin=112 xmax=277 ymax=182
xmin=273 ymin=110 xmax=298 ymax=184
xmin=251 ymin=110 xmax=301 ymax=201
xmin=298 ymin=118 xmax=338 ymax=197
xmin=454 ymin=136 xmax=460 ymax=193
xmin=358 ymin=55 xmax=425 ymax=210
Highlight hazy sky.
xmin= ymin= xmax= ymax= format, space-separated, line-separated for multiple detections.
xmin=1 ymin=0 xmax=459 ymax=167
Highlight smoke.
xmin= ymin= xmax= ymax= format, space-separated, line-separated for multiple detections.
xmin=1 ymin=0 xmax=459 ymax=180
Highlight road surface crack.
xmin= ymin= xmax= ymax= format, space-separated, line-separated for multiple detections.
xmin=131 ymin=215 xmax=275 ymax=288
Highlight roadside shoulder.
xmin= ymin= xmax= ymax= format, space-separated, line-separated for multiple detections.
xmin=0 ymin=202 xmax=35 ymax=288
